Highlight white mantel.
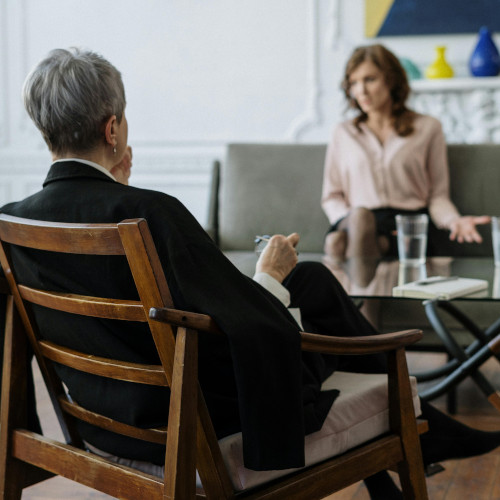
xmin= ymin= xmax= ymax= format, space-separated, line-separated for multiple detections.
xmin=410 ymin=77 xmax=500 ymax=143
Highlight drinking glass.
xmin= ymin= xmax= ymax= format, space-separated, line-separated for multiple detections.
xmin=396 ymin=214 xmax=428 ymax=265
xmin=491 ymin=217 xmax=500 ymax=266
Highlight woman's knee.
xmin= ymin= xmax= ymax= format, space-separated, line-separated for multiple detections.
xmin=324 ymin=230 xmax=347 ymax=257
xmin=347 ymin=207 xmax=377 ymax=233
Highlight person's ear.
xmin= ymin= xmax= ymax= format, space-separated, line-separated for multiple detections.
xmin=103 ymin=115 xmax=118 ymax=149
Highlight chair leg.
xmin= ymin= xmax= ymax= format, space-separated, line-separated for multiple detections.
xmin=388 ymin=348 xmax=429 ymax=500
xmin=164 ymin=327 xmax=198 ymax=499
xmin=0 ymin=298 xmax=28 ymax=499
xmin=0 ymin=298 xmax=52 ymax=499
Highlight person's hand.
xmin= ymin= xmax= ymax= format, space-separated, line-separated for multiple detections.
xmin=255 ymin=233 xmax=300 ymax=283
xmin=449 ymin=215 xmax=491 ymax=243
xmin=110 ymin=145 xmax=133 ymax=185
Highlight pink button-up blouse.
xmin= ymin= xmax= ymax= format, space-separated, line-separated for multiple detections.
xmin=321 ymin=114 xmax=460 ymax=229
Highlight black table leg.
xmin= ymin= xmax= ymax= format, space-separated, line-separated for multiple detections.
xmin=413 ymin=299 xmax=500 ymax=412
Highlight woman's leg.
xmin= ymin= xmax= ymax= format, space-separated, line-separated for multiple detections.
xmin=342 ymin=207 xmax=380 ymax=258
xmin=324 ymin=207 xmax=392 ymax=262
xmin=323 ymin=230 xmax=347 ymax=259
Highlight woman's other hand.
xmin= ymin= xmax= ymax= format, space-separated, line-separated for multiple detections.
xmin=110 ymin=145 xmax=133 ymax=185
xmin=449 ymin=215 xmax=491 ymax=243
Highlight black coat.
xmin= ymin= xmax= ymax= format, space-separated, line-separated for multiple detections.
xmin=1 ymin=161 xmax=335 ymax=470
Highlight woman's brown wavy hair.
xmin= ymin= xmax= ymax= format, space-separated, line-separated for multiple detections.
xmin=342 ymin=44 xmax=415 ymax=137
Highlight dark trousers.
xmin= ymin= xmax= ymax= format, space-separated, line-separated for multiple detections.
xmin=283 ymin=261 xmax=387 ymax=376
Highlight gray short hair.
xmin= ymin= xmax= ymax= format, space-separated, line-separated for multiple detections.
xmin=23 ymin=48 xmax=126 ymax=155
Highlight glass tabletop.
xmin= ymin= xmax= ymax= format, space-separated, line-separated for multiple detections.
xmin=323 ymin=256 xmax=500 ymax=301
xmin=225 ymin=251 xmax=500 ymax=301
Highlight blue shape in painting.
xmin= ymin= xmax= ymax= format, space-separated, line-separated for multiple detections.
xmin=469 ymin=27 xmax=500 ymax=76
xmin=378 ymin=0 xmax=500 ymax=36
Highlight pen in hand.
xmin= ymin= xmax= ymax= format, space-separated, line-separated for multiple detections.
xmin=254 ymin=235 xmax=300 ymax=256
xmin=255 ymin=235 xmax=271 ymax=243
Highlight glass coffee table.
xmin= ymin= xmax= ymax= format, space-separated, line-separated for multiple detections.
xmin=227 ymin=252 xmax=500 ymax=413
xmin=322 ymin=255 xmax=500 ymax=412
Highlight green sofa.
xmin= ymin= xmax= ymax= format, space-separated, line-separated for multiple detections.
xmin=207 ymin=143 xmax=500 ymax=342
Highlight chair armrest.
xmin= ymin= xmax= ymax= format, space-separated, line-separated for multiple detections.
xmin=149 ymin=307 xmax=224 ymax=335
xmin=149 ymin=307 xmax=422 ymax=356
xmin=300 ymin=329 xmax=423 ymax=355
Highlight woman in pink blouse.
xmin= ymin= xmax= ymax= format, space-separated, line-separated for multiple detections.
xmin=322 ymin=44 xmax=490 ymax=260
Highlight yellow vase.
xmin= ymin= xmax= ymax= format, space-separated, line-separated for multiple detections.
xmin=425 ymin=46 xmax=454 ymax=79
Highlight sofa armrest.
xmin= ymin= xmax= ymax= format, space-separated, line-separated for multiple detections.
xmin=205 ymin=160 xmax=220 ymax=244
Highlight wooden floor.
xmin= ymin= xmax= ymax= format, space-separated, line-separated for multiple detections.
xmin=326 ymin=353 xmax=500 ymax=500
xmin=21 ymin=352 xmax=500 ymax=499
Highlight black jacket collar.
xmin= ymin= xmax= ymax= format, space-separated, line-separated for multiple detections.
xmin=43 ymin=161 xmax=116 ymax=187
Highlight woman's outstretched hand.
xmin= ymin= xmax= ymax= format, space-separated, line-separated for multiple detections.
xmin=449 ymin=215 xmax=491 ymax=243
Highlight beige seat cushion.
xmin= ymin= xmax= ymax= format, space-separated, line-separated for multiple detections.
xmin=219 ymin=371 xmax=420 ymax=490
xmin=88 ymin=371 xmax=420 ymax=492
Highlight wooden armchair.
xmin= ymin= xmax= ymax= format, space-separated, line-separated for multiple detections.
xmin=0 ymin=214 xmax=428 ymax=499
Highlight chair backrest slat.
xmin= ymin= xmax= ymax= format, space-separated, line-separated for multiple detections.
xmin=59 ymin=398 xmax=168 ymax=445
xmin=0 ymin=215 xmax=174 ymax=436
xmin=39 ymin=340 xmax=167 ymax=386
xmin=0 ymin=214 xmax=125 ymax=255
xmin=19 ymin=285 xmax=147 ymax=322
xmin=118 ymin=220 xmax=177 ymax=385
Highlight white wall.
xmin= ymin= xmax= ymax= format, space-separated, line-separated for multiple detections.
xmin=1 ymin=0 xmax=497 ymax=223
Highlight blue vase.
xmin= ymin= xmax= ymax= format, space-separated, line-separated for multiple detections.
xmin=469 ymin=26 xmax=500 ymax=77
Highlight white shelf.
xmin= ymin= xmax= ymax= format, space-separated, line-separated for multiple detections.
xmin=411 ymin=76 xmax=500 ymax=92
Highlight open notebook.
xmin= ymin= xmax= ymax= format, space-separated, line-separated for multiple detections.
xmin=392 ymin=276 xmax=488 ymax=300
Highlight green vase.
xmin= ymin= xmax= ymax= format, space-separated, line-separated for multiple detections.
xmin=425 ymin=46 xmax=454 ymax=79
xmin=400 ymin=58 xmax=422 ymax=80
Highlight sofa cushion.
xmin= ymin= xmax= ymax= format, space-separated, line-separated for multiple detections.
xmin=218 ymin=143 xmax=329 ymax=252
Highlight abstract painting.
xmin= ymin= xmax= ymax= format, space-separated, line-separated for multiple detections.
xmin=365 ymin=0 xmax=500 ymax=37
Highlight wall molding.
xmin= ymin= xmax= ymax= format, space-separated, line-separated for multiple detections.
xmin=325 ymin=0 xmax=341 ymax=50
xmin=3 ymin=0 xmax=41 ymax=148
xmin=0 ymin=147 xmax=222 ymax=173
xmin=284 ymin=0 xmax=322 ymax=142
xmin=0 ymin=0 xmax=8 ymax=147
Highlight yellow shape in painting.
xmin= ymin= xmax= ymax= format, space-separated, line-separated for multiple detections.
xmin=365 ymin=0 xmax=394 ymax=38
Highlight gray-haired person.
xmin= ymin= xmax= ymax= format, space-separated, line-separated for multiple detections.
xmin=2 ymin=47 xmax=499 ymax=500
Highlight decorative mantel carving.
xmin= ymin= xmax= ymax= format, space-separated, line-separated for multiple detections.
xmin=410 ymin=77 xmax=500 ymax=144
